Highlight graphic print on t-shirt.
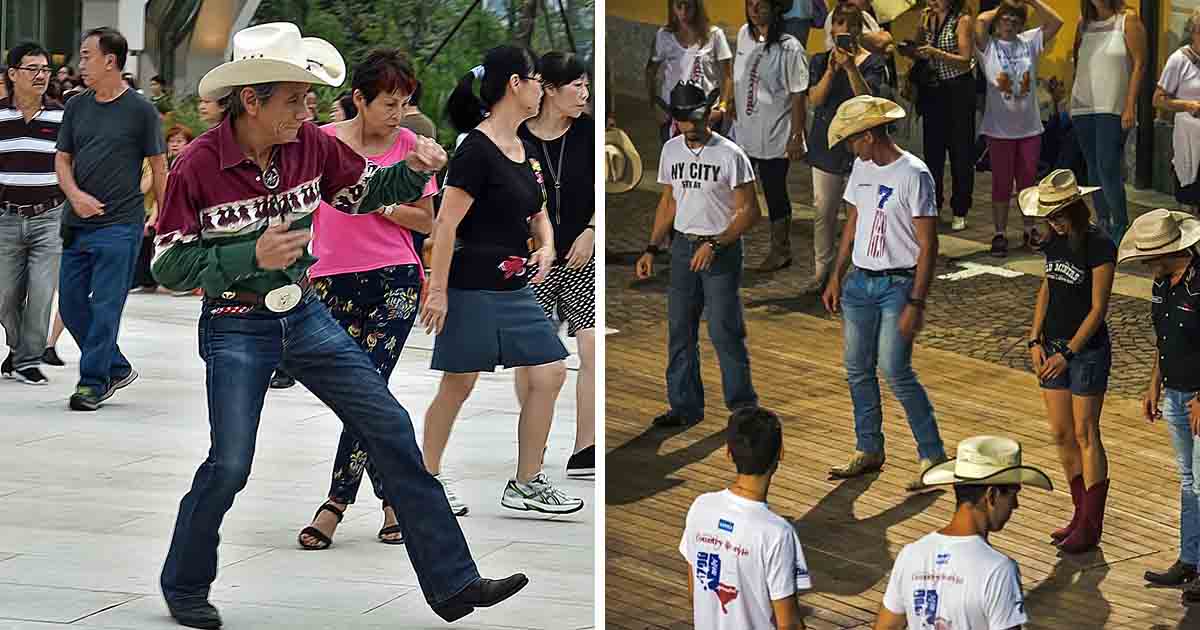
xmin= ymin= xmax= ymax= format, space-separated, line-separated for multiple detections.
xmin=1046 ymin=258 xmax=1085 ymax=285
xmin=670 ymin=161 xmax=725 ymax=190
xmin=696 ymin=551 xmax=740 ymax=613
xmin=867 ymin=184 xmax=894 ymax=258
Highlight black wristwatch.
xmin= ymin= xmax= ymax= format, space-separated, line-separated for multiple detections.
xmin=1027 ymin=338 xmax=1042 ymax=350
xmin=1061 ymin=348 xmax=1076 ymax=362
xmin=644 ymin=244 xmax=662 ymax=256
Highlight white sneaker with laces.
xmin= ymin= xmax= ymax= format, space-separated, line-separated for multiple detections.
xmin=434 ymin=473 xmax=469 ymax=516
xmin=952 ymin=217 xmax=967 ymax=231
xmin=501 ymin=472 xmax=585 ymax=515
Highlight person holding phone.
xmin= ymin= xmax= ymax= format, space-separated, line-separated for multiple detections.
xmin=802 ymin=5 xmax=887 ymax=294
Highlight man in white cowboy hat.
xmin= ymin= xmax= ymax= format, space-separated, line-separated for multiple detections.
xmin=1117 ymin=209 xmax=1200 ymax=601
xmin=151 ymin=22 xmax=527 ymax=629
xmin=679 ymin=407 xmax=811 ymax=629
xmin=605 ymin=126 xmax=643 ymax=194
xmin=821 ymin=95 xmax=948 ymax=490
xmin=635 ymin=81 xmax=760 ymax=428
xmin=54 ymin=27 xmax=167 ymax=410
xmin=875 ymin=435 xmax=1051 ymax=630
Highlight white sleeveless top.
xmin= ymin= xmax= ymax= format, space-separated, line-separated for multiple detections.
xmin=1070 ymin=14 xmax=1130 ymax=116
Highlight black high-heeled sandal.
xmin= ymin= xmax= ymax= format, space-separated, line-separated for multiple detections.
xmin=297 ymin=502 xmax=344 ymax=550
xmin=378 ymin=502 xmax=404 ymax=545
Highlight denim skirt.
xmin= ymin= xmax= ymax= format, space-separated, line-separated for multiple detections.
xmin=431 ymin=286 xmax=569 ymax=373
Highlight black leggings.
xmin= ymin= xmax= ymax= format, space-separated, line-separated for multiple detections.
xmin=921 ymin=72 xmax=976 ymax=217
xmin=751 ymin=157 xmax=792 ymax=222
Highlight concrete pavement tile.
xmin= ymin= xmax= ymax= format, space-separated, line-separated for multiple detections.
xmin=364 ymin=588 xmax=593 ymax=629
xmin=0 ymin=584 xmax=141 ymax=624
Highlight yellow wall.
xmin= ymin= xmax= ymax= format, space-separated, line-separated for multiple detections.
xmin=609 ymin=0 xmax=1177 ymax=93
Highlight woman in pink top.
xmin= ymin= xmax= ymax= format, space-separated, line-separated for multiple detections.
xmin=295 ymin=49 xmax=438 ymax=550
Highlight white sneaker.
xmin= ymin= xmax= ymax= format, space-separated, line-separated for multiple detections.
xmin=434 ymin=473 xmax=469 ymax=516
xmin=501 ymin=472 xmax=585 ymax=515
xmin=952 ymin=217 xmax=967 ymax=231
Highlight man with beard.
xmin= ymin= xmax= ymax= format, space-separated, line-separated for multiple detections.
xmin=0 ymin=42 xmax=64 ymax=385
xmin=636 ymin=81 xmax=759 ymax=428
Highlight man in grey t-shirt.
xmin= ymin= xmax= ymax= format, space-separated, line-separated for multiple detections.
xmin=54 ymin=26 xmax=166 ymax=411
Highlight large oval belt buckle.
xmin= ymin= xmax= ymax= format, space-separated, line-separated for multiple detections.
xmin=264 ymin=284 xmax=302 ymax=313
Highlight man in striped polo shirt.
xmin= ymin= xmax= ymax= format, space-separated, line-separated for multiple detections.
xmin=0 ymin=42 xmax=64 ymax=385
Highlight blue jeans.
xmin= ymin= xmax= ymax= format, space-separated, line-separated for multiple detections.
xmin=1072 ymin=113 xmax=1129 ymax=244
xmin=841 ymin=269 xmax=945 ymax=459
xmin=666 ymin=235 xmax=757 ymax=418
xmin=1164 ymin=388 xmax=1200 ymax=566
xmin=160 ymin=297 xmax=479 ymax=608
xmin=58 ymin=222 xmax=141 ymax=389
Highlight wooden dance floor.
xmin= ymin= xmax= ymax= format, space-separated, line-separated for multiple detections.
xmin=606 ymin=311 xmax=1196 ymax=629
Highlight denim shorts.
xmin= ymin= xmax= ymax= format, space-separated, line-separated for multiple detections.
xmin=1039 ymin=337 xmax=1112 ymax=396
xmin=431 ymin=286 xmax=568 ymax=373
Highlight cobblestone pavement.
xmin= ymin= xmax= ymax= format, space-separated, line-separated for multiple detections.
xmin=606 ymin=95 xmax=1163 ymax=400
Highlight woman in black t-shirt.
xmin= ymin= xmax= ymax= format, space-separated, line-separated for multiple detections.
xmin=517 ymin=51 xmax=596 ymax=480
xmin=1021 ymin=170 xmax=1115 ymax=554
xmin=417 ymin=46 xmax=583 ymax=517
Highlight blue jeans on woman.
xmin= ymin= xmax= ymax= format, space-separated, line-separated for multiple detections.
xmin=1073 ymin=113 xmax=1129 ymax=244
xmin=666 ymin=235 xmax=757 ymax=420
xmin=1164 ymin=388 xmax=1200 ymax=566
xmin=841 ymin=268 xmax=945 ymax=460
xmin=160 ymin=296 xmax=479 ymax=610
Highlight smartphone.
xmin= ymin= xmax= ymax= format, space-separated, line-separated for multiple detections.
xmin=897 ymin=39 xmax=916 ymax=54
xmin=835 ymin=33 xmax=853 ymax=50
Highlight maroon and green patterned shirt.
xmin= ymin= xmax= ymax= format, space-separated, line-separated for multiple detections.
xmin=152 ymin=116 xmax=432 ymax=296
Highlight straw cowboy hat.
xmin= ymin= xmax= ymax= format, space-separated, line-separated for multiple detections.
xmin=605 ymin=127 xmax=643 ymax=194
xmin=1018 ymin=169 xmax=1099 ymax=218
xmin=1116 ymin=208 xmax=1200 ymax=264
xmin=827 ymin=95 xmax=905 ymax=147
xmin=922 ymin=435 xmax=1053 ymax=491
xmin=198 ymin=22 xmax=346 ymax=100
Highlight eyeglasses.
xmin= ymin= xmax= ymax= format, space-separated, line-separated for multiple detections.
xmin=17 ymin=66 xmax=52 ymax=76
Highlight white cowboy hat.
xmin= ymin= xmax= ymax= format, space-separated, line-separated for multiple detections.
xmin=1018 ymin=169 xmax=1100 ymax=218
xmin=198 ymin=22 xmax=346 ymax=100
xmin=827 ymin=95 xmax=905 ymax=148
xmin=1117 ymin=208 xmax=1200 ymax=264
xmin=922 ymin=435 xmax=1053 ymax=491
xmin=605 ymin=127 xmax=643 ymax=194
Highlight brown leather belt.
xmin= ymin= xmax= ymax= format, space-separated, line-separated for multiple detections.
xmin=0 ymin=197 xmax=64 ymax=218
xmin=218 ymin=275 xmax=312 ymax=313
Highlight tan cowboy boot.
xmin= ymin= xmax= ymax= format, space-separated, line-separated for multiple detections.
xmin=906 ymin=455 xmax=950 ymax=492
xmin=830 ymin=450 xmax=885 ymax=479
xmin=757 ymin=218 xmax=793 ymax=271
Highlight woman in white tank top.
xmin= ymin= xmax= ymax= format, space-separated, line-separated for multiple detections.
xmin=1068 ymin=0 xmax=1147 ymax=246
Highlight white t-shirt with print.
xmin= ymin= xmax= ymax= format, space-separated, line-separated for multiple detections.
xmin=733 ymin=26 xmax=810 ymax=160
xmin=1158 ymin=47 xmax=1200 ymax=187
xmin=658 ymin=133 xmax=756 ymax=236
xmin=883 ymin=532 xmax=1028 ymax=630
xmin=977 ymin=28 xmax=1045 ymax=140
xmin=679 ymin=490 xmax=813 ymax=630
xmin=843 ymin=151 xmax=937 ymax=271
xmin=651 ymin=27 xmax=734 ymax=106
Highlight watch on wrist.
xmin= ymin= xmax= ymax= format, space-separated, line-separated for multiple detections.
xmin=1027 ymin=339 xmax=1041 ymax=350
xmin=1061 ymin=348 xmax=1076 ymax=362
xmin=644 ymin=244 xmax=662 ymax=256
xmin=907 ymin=296 xmax=926 ymax=309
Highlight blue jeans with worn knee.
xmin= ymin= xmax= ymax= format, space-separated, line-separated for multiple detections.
xmin=1073 ymin=113 xmax=1129 ymax=244
xmin=1164 ymin=388 xmax=1200 ymax=566
xmin=161 ymin=296 xmax=479 ymax=608
xmin=666 ymin=235 xmax=757 ymax=419
xmin=841 ymin=269 xmax=945 ymax=460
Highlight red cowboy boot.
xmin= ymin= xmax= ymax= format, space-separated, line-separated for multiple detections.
xmin=1059 ymin=479 xmax=1109 ymax=554
xmin=1051 ymin=475 xmax=1085 ymax=542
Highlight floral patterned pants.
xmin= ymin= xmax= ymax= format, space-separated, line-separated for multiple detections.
xmin=313 ymin=264 xmax=422 ymax=505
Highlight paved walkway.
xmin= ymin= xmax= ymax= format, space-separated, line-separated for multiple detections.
xmin=0 ymin=294 xmax=594 ymax=629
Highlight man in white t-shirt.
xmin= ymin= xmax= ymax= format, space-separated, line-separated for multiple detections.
xmin=636 ymin=82 xmax=760 ymax=428
xmin=680 ymin=407 xmax=811 ymax=629
xmin=876 ymin=435 xmax=1052 ymax=630
xmin=821 ymin=95 xmax=948 ymax=491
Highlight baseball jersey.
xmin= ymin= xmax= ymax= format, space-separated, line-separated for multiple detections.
xmin=843 ymin=150 xmax=937 ymax=271
xmin=658 ymin=133 xmax=755 ymax=236
xmin=883 ymin=532 xmax=1028 ymax=630
xmin=679 ymin=490 xmax=812 ymax=629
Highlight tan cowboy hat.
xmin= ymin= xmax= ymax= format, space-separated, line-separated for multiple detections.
xmin=198 ymin=22 xmax=346 ymax=100
xmin=827 ymin=95 xmax=905 ymax=148
xmin=1117 ymin=208 xmax=1200 ymax=264
xmin=605 ymin=127 xmax=643 ymax=194
xmin=1018 ymin=169 xmax=1100 ymax=218
xmin=922 ymin=435 xmax=1053 ymax=491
